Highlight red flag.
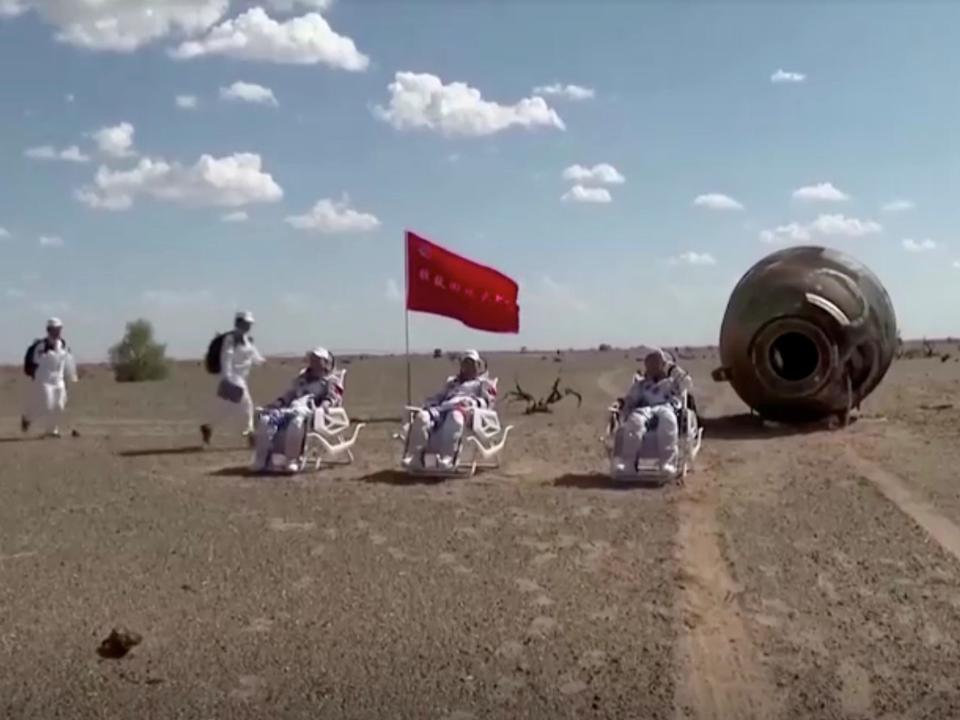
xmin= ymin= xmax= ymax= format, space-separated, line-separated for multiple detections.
xmin=406 ymin=231 xmax=520 ymax=333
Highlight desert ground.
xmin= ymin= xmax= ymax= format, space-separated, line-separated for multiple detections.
xmin=2 ymin=345 xmax=960 ymax=719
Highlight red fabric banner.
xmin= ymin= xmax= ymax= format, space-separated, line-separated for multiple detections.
xmin=405 ymin=231 xmax=520 ymax=334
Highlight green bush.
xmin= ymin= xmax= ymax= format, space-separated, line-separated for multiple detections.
xmin=109 ymin=319 xmax=170 ymax=382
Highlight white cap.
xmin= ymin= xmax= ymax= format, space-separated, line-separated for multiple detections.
xmin=235 ymin=310 xmax=255 ymax=324
xmin=46 ymin=317 xmax=63 ymax=329
xmin=309 ymin=346 xmax=332 ymax=361
xmin=462 ymin=349 xmax=481 ymax=363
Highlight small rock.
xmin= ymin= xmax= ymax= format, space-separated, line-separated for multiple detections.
xmin=97 ymin=627 xmax=143 ymax=659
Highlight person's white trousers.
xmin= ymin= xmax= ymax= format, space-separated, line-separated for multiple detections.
xmin=407 ymin=409 xmax=466 ymax=461
xmin=620 ymin=405 xmax=678 ymax=467
xmin=26 ymin=381 xmax=67 ymax=434
xmin=209 ymin=380 xmax=254 ymax=434
xmin=252 ymin=413 xmax=308 ymax=468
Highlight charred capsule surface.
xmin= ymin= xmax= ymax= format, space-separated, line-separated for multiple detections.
xmin=713 ymin=246 xmax=897 ymax=424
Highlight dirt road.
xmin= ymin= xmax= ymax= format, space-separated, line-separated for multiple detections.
xmin=2 ymin=350 xmax=959 ymax=718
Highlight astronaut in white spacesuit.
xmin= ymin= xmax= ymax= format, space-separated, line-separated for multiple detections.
xmin=251 ymin=347 xmax=344 ymax=473
xmin=614 ymin=348 xmax=693 ymax=475
xmin=403 ymin=349 xmax=497 ymax=471
xmin=201 ymin=311 xmax=265 ymax=446
xmin=21 ymin=318 xmax=78 ymax=438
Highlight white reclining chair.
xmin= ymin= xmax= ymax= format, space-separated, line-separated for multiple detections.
xmin=257 ymin=369 xmax=365 ymax=474
xmin=395 ymin=378 xmax=514 ymax=478
xmin=602 ymin=389 xmax=703 ymax=484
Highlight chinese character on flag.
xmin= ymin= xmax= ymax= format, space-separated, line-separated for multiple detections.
xmin=405 ymin=231 xmax=520 ymax=333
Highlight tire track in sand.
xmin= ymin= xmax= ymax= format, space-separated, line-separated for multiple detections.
xmin=843 ymin=444 xmax=960 ymax=563
xmin=597 ymin=365 xmax=777 ymax=717
xmin=673 ymin=475 xmax=780 ymax=720
xmin=674 ymin=385 xmax=780 ymax=720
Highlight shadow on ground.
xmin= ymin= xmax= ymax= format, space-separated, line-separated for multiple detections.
xmin=553 ymin=473 xmax=667 ymax=490
xmin=359 ymin=470 xmax=450 ymax=486
xmin=207 ymin=466 xmax=260 ymax=478
xmin=700 ymin=413 xmax=842 ymax=441
xmin=116 ymin=446 xmax=239 ymax=458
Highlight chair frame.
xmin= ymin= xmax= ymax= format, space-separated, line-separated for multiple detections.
xmin=395 ymin=404 xmax=513 ymax=478
xmin=256 ymin=369 xmax=365 ymax=474
xmin=602 ymin=389 xmax=703 ymax=484
xmin=301 ymin=406 xmax=365 ymax=470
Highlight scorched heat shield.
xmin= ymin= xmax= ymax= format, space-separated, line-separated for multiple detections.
xmin=712 ymin=246 xmax=897 ymax=424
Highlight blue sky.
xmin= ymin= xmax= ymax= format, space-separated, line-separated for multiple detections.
xmin=1 ymin=1 xmax=958 ymax=362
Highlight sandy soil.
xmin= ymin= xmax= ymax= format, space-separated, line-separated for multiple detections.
xmin=2 ymin=347 xmax=960 ymax=719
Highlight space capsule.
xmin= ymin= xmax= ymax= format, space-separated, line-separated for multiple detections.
xmin=712 ymin=246 xmax=898 ymax=424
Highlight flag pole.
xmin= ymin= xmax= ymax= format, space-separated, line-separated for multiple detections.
xmin=405 ymin=309 xmax=411 ymax=406
xmin=404 ymin=231 xmax=412 ymax=406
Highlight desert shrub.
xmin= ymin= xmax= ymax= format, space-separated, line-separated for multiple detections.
xmin=109 ymin=319 xmax=170 ymax=382
xmin=598 ymin=343 xmax=612 ymax=352
xmin=433 ymin=348 xmax=443 ymax=359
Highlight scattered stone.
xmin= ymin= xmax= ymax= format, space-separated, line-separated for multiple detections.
xmin=97 ymin=627 xmax=142 ymax=659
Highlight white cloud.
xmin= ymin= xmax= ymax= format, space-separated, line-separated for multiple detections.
xmin=285 ymin=196 xmax=380 ymax=233
xmin=5 ymin=287 xmax=25 ymax=299
xmin=532 ymin=83 xmax=595 ymax=101
xmin=77 ymin=153 xmax=283 ymax=211
xmin=810 ymin=214 xmax=881 ymax=237
xmin=760 ymin=214 xmax=882 ymax=243
xmin=266 ymin=0 xmax=334 ymax=10
xmin=792 ymin=182 xmax=850 ymax=202
xmin=669 ymin=251 xmax=717 ymax=266
xmin=220 ymin=81 xmax=278 ymax=107
xmin=92 ymin=122 xmax=135 ymax=158
xmin=561 ymin=185 xmax=611 ymax=204
xmin=176 ymin=95 xmax=199 ymax=109
xmin=222 ymin=210 xmax=249 ymax=223
xmin=771 ymin=69 xmax=806 ymax=83
xmin=1 ymin=0 xmax=229 ymax=52
xmin=0 ymin=227 xmax=10 ymax=238
xmin=759 ymin=222 xmax=811 ymax=244
xmin=60 ymin=146 xmax=89 ymax=162
xmin=953 ymin=261 xmax=960 ymax=270
xmin=902 ymin=238 xmax=936 ymax=253
xmin=882 ymin=199 xmax=915 ymax=212
xmin=374 ymin=71 xmax=565 ymax=137
xmin=38 ymin=234 xmax=63 ymax=247
xmin=170 ymin=7 xmax=368 ymax=70
xmin=65 ymin=93 xmax=75 ymax=103
xmin=385 ymin=278 xmax=403 ymax=303
xmin=693 ymin=193 xmax=743 ymax=211
xmin=561 ymin=163 xmax=624 ymax=185
xmin=0 ymin=2 xmax=25 ymax=17
xmin=25 ymin=144 xmax=90 ymax=163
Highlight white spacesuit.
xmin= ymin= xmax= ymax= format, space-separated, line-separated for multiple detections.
xmin=201 ymin=311 xmax=265 ymax=445
xmin=251 ymin=347 xmax=344 ymax=473
xmin=21 ymin=318 xmax=78 ymax=438
xmin=615 ymin=348 xmax=693 ymax=475
xmin=403 ymin=349 xmax=497 ymax=470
